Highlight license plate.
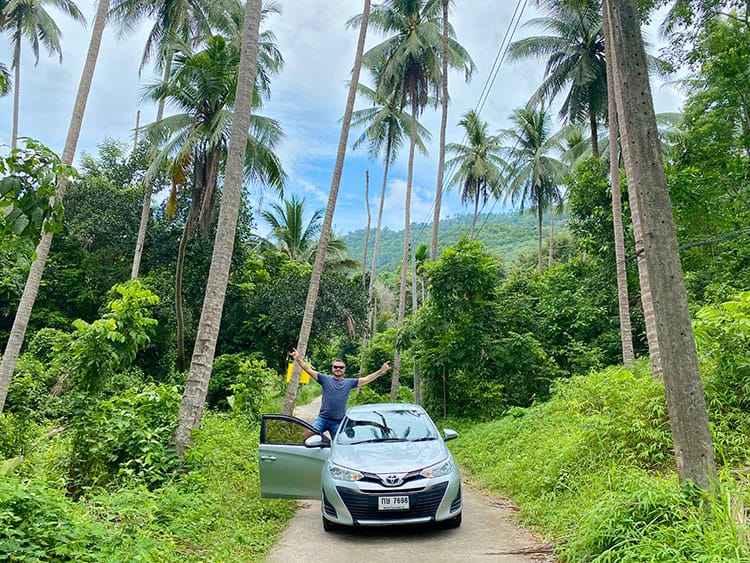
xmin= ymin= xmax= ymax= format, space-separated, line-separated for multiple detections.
xmin=378 ymin=495 xmax=409 ymax=511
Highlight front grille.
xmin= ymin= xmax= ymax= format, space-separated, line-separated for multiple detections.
xmin=337 ymin=482 xmax=449 ymax=521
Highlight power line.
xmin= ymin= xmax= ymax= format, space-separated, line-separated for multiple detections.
xmin=412 ymin=0 xmax=529 ymax=248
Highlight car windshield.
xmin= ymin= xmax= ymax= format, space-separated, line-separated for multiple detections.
xmin=337 ymin=408 xmax=437 ymax=445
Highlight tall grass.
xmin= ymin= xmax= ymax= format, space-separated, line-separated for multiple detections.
xmin=1 ymin=413 xmax=296 ymax=562
xmin=448 ymin=362 xmax=750 ymax=562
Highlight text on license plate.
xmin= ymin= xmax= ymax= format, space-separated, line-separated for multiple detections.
xmin=378 ymin=495 xmax=409 ymax=510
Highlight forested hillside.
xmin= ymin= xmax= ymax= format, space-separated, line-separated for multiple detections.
xmin=343 ymin=211 xmax=568 ymax=273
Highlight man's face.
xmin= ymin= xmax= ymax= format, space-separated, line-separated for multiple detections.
xmin=331 ymin=362 xmax=346 ymax=378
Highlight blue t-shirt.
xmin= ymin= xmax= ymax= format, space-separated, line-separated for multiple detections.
xmin=316 ymin=374 xmax=359 ymax=421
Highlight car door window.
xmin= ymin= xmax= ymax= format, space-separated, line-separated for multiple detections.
xmin=262 ymin=416 xmax=312 ymax=445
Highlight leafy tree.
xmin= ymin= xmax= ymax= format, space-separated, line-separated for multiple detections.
xmin=142 ymin=32 xmax=285 ymax=371
xmin=68 ymin=280 xmax=159 ymax=393
xmin=0 ymin=138 xmax=68 ymax=241
xmin=260 ymin=195 xmax=358 ymax=270
xmin=413 ymin=238 xmax=557 ymax=418
xmin=666 ymin=10 xmax=750 ymax=300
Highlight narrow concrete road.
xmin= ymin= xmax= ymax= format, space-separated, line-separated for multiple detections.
xmin=264 ymin=397 xmax=554 ymax=563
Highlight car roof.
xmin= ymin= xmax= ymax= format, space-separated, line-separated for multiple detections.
xmin=344 ymin=402 xmax=427 ymax=416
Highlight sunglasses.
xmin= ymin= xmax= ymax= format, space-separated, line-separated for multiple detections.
xmin=332 ymin=365 xmax=346 ymax=370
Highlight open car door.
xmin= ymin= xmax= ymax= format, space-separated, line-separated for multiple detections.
xmin=258 ymin=414 xmax=331 ymax=499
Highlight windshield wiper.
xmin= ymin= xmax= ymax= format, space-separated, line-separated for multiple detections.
xmin=350 ymin=437 xmax=404 ymax=445
xmin=409 ymin=436 xmax=437 ymax=442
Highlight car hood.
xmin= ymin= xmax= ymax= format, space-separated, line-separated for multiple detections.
xmin=330 ymin=440 xmax=449 ymax=474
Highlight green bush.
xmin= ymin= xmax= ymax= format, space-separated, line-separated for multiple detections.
xmin=0 ymin=412 xmax=32 ymax=459
xmin=68 ymin=383 xmax=181 ymax=492
xmin=226 ymin=357 xmax=284 ymax=422
xmin=0 ymin=477 xmax=101 ymax=561
xmin=695 ymin=291 xmax=750 ymax=410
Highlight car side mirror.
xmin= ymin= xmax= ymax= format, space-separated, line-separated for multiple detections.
xmin=304 ymin=434 xmax=330 ymax=448
xmin=442 ymin=428 xmax=458 ymax=442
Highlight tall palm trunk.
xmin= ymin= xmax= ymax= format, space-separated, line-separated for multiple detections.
xmin=368 ymin=136 xmax=393 ymax=304
xmin=362 ymin=136 xmax=394 ymax=370
xmin=0 ymin=0 xmax=110 ymax=411
xmin=536 ymin=204 xmax=543 ymax=274
xmin=281 ymin=0 xmax=370 ymax=416
xmin=175 ymin=176 xmax=202 ymax=372
xmin=390 ymin=93 xmax=418 ymax=401
xmin=174 ymin=0 xmax=263 ymax=455
xmin=602 ymin=0 xmax=634 ymax=365
xmin=430 ymin=0 xmax=450 ymax=261
xmin=131 ymin=62 xmax=173 ymax=280
xmin=361 ymin=170 xmax=370 ymax=286
xmin=11 ymin=30 xmax=21 ymax=149
xmin=359 ymin=170 xmax=371 ymax=373
xmin=589 ymin=110 xmax=599 ymax=158
xmin=548 ymin=203 xmax=555 ymax=268
xmin=470 ymin=191 xmax=479 ymax=238
xmin=604 ymin=0 xmax=716 ymax=491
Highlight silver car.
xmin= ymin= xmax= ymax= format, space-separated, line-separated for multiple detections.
xmin=259 ymin=403 xmax=462 ymax=531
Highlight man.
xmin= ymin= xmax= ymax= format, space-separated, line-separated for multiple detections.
xmin=290 ymin=348 xmax=391 ymax=437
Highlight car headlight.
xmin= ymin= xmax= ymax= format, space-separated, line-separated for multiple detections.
xmin=328 ymin=463 xmax=363 ymax=482
xmin=420 ymin=459 xmax=453 ymax=479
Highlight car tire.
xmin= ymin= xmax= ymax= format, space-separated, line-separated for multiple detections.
xmin=322 ymin=516 xmax=339 ymax=532
xmin=442 ymin=512 xmax=462 ymax=529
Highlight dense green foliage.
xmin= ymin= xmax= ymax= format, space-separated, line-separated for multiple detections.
xmin=0 ymin=414 xmax=295 ymax=562
xmin=0 ymin=139 xmax=68 ymax=240
xmin=450 ymin=341 xmax=750 ymax=561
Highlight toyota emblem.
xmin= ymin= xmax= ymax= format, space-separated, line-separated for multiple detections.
xmin=384 ymin=474 xmax=401 ymax=486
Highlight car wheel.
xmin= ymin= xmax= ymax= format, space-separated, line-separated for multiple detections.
xmin=322 ymin=516 xmax=339 ymax=532
xmin=442 ymin=512 xmax=462 ymax=529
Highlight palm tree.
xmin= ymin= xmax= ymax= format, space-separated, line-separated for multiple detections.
xmin=431 ymin=0 xmax=472 ymax=261
xmin=0 ymin=0 xmax=110 ymax=411
xmin=260 ymin=195 xmax=358 ymax=270
xmin=350 ymin=68 xmax=429 ymax=328
xmin=359 ymin=0 xmax=474 ymax=400
xmin=509 ymin=0 xmax=607 ymax=157
xmin=601 ymin=1 xmax=634 ymax=365
xmin=110 ymin=0 xmax=213 ymax=279
xmin=351 ymin=70 xmax=425 ymax=376
xmin=142 ymin=33 xmax=285 ymax=371
xmin=604 ymin=0 xmax=717 ymax=492
xmin=5 ymin=0 xmax=85 ymax=149
xmin=445 ymin=109 xmax=505 ymax=237
xmin=174 ymin=0 xmax=263 ymax=454
xmin=281 ymin=0 xmax=371 ymax=417
xmin=500 ymin=105 xmax=563 ymax=274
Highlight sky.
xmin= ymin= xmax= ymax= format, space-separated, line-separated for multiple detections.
xmin=0 ymin=1 xmax=683 ymax=243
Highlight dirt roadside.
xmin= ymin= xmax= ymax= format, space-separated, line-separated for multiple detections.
xmin=263 ymin=396 xmax=555 ymax=562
